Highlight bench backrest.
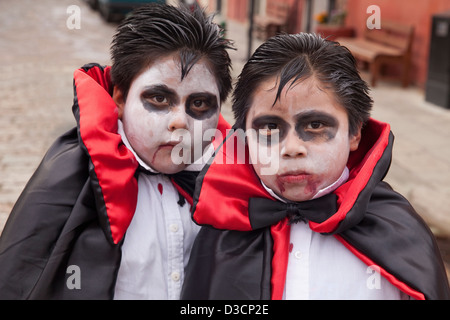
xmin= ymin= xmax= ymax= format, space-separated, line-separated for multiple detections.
xmin=364 ymin=20 xmax=414 ymax=53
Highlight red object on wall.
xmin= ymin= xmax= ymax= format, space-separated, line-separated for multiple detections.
xmin=316 ymin=25 xmax=355 ymax=40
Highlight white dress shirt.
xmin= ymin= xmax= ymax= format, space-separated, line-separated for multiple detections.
xmin=113 ymin=121 xmax=201 ymax=300
xmin=264 ymin=168 xmax=410 ymax=300
xmin=283 ymin=222 xmax=409 ymax=299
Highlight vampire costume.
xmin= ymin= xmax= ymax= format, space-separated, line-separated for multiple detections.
xmin=181 ymin=119 xmax=450 ymax=300
xmin=0 ymin=63 xmax=230 ymax=299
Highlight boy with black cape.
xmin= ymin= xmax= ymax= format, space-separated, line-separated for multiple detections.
xmin=181 ymin=33 xmax=450 ymax=300
xmin=0 ymin=4 xmax=233 ymax=299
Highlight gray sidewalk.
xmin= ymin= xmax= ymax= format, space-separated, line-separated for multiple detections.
xmin=0 ymin=0 xmax=115 ymax=230
xmin=369 ymin=80 xmax=450 ymax=237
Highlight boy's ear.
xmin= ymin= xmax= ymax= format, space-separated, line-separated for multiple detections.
xmin=350 ymin=124 xmax=362 ymax=152
xmin=112 ymin=86 xmax=125 ymax=119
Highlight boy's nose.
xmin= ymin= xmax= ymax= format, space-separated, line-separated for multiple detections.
xmin=281 ymin=129 xmax=307 ymax=158
xmin=168 ymin=105 xmax=188 ymax=131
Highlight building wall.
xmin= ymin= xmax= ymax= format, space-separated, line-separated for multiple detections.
xmin=217 ymin=0 xmax=450 ymax=88
xmin=224 ymin=0 xmax=305 ymax=32
xmin=345 ymin=0 xmax=450 ymax=88
xmin=225 ymin=0 xmax=248 ymax=22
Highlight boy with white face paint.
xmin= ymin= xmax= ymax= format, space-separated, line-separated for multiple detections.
xmin=182 ymin=33 xmax=450 ymax=300
xmin=0 ymin=4 xmax=232 ymax=299
xmin=113 ymin=54 xmax=221 ymax=174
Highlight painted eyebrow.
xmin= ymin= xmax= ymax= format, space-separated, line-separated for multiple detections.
xmin=251 ymin=115 xmax=286 ymax=127
xmin=294 ymin=110 xmax=338 ymax=126
xmin=187 ymin=92 xmax=218 ymax=100
xmin=141 ymin=84 xmax=179 ymax=103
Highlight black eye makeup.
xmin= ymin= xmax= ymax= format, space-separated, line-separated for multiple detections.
xmin=251 ymin=111 xmax=339 ymax=145
xmin=140 ymin=85 xmax=218 ymax=120
xmin=294 ymin=111 xmax=339 ymax=142
xmin=251 ymin=115 xmax=288 ymax=145
xmin=185 ymin=93 xmax=219 ymax=120
xmin=140 ymin=85 xmax=178 ymax=113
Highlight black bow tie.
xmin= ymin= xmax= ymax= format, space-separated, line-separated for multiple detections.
xmin=248 ymin=193 xmax=338 ymax=230
xmin=137 ymin=165 xmax=199 ymax=206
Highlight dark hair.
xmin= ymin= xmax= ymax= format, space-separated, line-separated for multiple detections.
xmin=232 ymin=33 xmax=372 ymax=135
xmin=110 ymin=3 xmax=233 ymax=102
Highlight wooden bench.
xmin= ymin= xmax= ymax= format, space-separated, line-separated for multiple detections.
xmin=337 ymin=21 xmax=414 ymax=87
xmin=254 ymin=2 xmax=290 ymax=40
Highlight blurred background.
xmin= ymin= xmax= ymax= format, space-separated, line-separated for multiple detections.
xmin=1 ymin=0 xmax=450 ymax=279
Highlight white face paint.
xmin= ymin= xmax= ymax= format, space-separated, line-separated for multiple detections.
xmin=118 ymin=54 xmax=221 ymax=174
xmin=245 ymin=76 xmax=361 ymax=202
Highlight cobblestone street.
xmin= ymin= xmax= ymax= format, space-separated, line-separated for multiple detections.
xmin=0 ymin=0 xmax=115 ymax=228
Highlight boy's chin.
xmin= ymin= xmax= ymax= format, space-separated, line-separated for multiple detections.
xmin=146 ymin=150 xmax=189 ymax=174
xmin=280 ymin=192 xmax=315 ymax=203
xmin=147 ymin=155 xmax=187 ymax=174
xmin=272 ymin=187 xmax=316 ymax=203
xmin=151 ymin=163 xmax=187 ymax=175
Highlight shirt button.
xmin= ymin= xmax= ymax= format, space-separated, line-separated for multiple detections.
xmin=171 ymin=271 xmax=181 ymax=282
xmin=169 ymin=224 xmax=179 ymax=233
xmin=294 ymin=251 xmax=302 ymax=259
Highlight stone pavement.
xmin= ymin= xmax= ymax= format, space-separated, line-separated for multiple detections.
xmin=370 ymin=80 xmax=450 ymax=237
xmin=0 ymin=1 xmax=449 ymax=279
xmin=0 ymin=0 xmax=115 ymax=229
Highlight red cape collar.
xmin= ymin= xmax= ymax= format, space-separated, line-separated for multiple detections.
xmin=74 ymin=65 xmax=138 ymax=244
xmin=73 ymin=64 xmax=230 ymax=244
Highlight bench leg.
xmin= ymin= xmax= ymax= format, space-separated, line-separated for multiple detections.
xmin=370 ymin=60 xmax=381 ymax=87
xmin=401 ymin=59 xmax=410 ymax=88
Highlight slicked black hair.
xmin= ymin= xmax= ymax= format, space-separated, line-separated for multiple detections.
xmin=232 ymin=33 xmax=372 ymax=135
xmin=110 ymin=3 xmax=233 ymax=102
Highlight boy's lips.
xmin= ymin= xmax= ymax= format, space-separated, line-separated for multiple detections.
xmin=151 ymin=141 xmax=182 ymax=164
xmin=153 ymin=142 xmax=181 ymax=160
xmin=158 ymin=141 xmax=180 ymax=149
xmin=277 ymin=171 xmax=311 ymax=183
